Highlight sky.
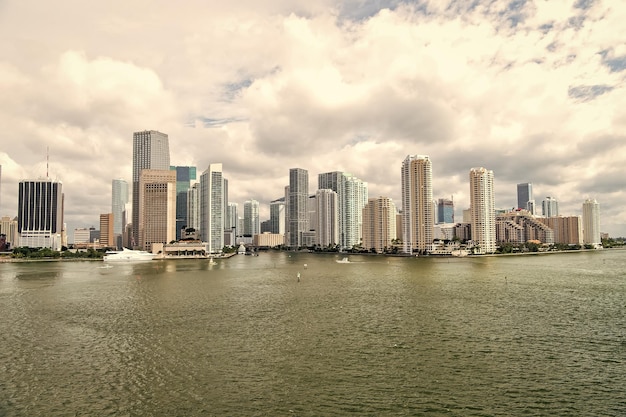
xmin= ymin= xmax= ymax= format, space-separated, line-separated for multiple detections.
xmin=0 ymin=0 xmax=625 ymax=238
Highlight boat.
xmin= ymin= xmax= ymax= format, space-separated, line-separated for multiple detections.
xmin=336 ymin=257 xmax=350 ymax=264
xmin=103 ymin=248 xmax=156 ymax=262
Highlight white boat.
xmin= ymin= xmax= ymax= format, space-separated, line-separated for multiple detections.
xmin=336 ymin=257 xmax=350 ymax=264
xmin=103 ymin=248 xmax=155 ymax=262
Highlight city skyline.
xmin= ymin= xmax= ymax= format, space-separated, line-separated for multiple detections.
xmin=0 ymin=1 xmax=624 ymax=237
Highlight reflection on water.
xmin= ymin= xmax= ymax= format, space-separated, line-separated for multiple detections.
xmin=0 ymin=251 xmax=625 ymax=416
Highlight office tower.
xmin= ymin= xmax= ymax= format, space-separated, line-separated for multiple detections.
xmin=138 ymin=169 xmax=176 ymax=251
xmin=200 ymin=163 xmax=224 ymax=254
xmin=132 ymin=130 xmax=170 ymax=247
xmin=99 ymin=213 xmax=114 ymax=248
xmin=318 ymin=171 xmax=368 ymax=250
xmin=517 ymin=183 xmax=534 ymax=212
xmin=284 ymin=186 xmax=290 ymax=244
xmin=582 ymin=198 xmax=600 ymax=246
xmin=401 ymin=155 xmax=434 ymax=254
xmin=469 ymin=167 xmax=496 ymax=254
xmin=170 ymin=166 xmax=197 ymax=240
xmin=288 ymin=168 xmax=308 ymax=249
xmin=17 ymin=179 xmax=64 ymax=250
xmin=315 ymin=189 xmax=339 ymax=248
xmin=437 ymin=198 xmax=454 ymax=224
xmin=362 ymin=196 xmax=397 ymax=254
xmin=74 ymin=228 xmax=91 ymax=244
xmin=542 ymin=196 xmax=559 ymax=217
xmin=243 ymin=200 xmax=260 ymax=237
xmin=112 ymin=179 xmax=128 ymax=248
xmin=269 ymin=198 xmax=286 ymax=235
xmin=227 ymin=202 xmax=239 ymax=238
xmin=0 ymin=216 xmax=19 ymax=249
xmin=186 ymin=182 xmax=200 ymax=231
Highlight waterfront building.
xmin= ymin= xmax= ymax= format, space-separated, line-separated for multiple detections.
xmin=496 ymin=210 xmax=554 ymax=244
xmin=542 ymin=196 xmax=559 ymax=217
xmin=186 ymin=182 xmax=200 ymax=231
xmin=253 ymin=232 xmax=285 ymax=248
xmin=582 ymin=199 xmax=601 ymax=247
xmin=517 ymin=183 xmax=534 ymax=214
xmin=288 ymin=168 xmax=309 ymax=249
xmin=73 ymin=227 xmax=91 ymax=245
xmin=132 ymin=130 xmax=170 ymax=247
xmin=199 ymin=164 xmax=224 ymax=254
xmin=469 ymin=167 xmax=496 ymax=254
xmin=362 ymin=196 xmax=397 ymax=254
xmin=138 ymin=169 xmax=176 ymax=251
xmin=99 ymin=213 xmax=114 ymax=248
xmin=401 ymin=155 xmax=434 ymax=254
xmin=316 ymin=189 xmax=339 ymax=248
xmin=537 ymin=216 xmax=583 ymax=245
xmin=318 ymin=171 xmax=368 ymax=250
xmin=243 ymin=199 xmax=260 ymax=237
xmin=17 ymin=179 xmax=64 ymax=250
xmin=0 ymin=216 xmax=19 ymax=249
xmin=437 ymin=198 xmax=454 ymax=224
xmin=111 ymin=178 xmax=129 ymax=248
xmin=284 ymin=186 xmax=290 ymax=245
xmin=269 ymin=198 xmax=286 ymax=235
xmin=170 ymin=166 xmax=197 ymax=240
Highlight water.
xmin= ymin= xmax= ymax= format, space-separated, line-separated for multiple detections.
xmin=1 ymin=250 xmax=625 ymax=416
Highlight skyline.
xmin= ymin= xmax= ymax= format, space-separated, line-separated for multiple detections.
xmin=0 ymin=0 xmax=624 ymax=236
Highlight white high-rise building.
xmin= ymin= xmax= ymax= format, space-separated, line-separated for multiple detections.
xmin=243 ymin=200 xmax=260 ymax=237
xmin=200 ymin=164 xmax=224 ymax=254
xmin=469 ymin=167 xmax=496 ymax=254
xmin=288 ymin=168 xmax=308 ymax=249
xmin=132 ymin=130 xmax=170 ymax=247
xmin=542 ymin=196 xmax=559 ymax=217
xmin=315 ymin=189 xmax=339 ymax=248
xmin=318 ymin=171 xmax=368 ymax=250
xmin=227 ymin=202 xmax=239 ymax=238
xmin=401 ymin=155 xmax=433 ymax=254
xmin=582 ymin=198 xmax=601 ymax=247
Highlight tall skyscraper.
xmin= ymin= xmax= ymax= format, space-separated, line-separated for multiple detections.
xmin=186 ymin=182 xmax=200 ymax=231
xmin=401 ymin=155 xmax=434 ymax=254
xmin=138 ymin=169 xmax=176 ymax=251
xmin=288 ymin=168 xmax=308 ymax=249
xmin=112 ymin=178 xmax=128 ymax=248
xmin=469 ymin=167 xmax=496 ymax=254
xmin=437 ymin=198 xmax=454 ymax=224
xmin=362 ymin=196 xmax=397 ymax=254
xmin=243 ymin=200 xmax=260 ymax=237
xmin=582 ymin=198 xmax=600 ymax=246
xmin=170 ymin=166 xmax=197 ymax=240
xmin=269 ymin=198 xmax=286 ymax=235
xmin=227 ymin=202 xmax=239 ymax=239
xmin=318 ymin=171 xmax=368 ymax=250
xmin=542 ymin=196 xmax=559 ymax=217
xmin=200 ymin=163 xmax=224 ymax=254
xmin=17 ymin=179 xmax=64 ymax=250
xmin=132 ymin=130 xmax=170 ymax=247
xmin=517 ymin=183 xmax=533 ymax=212
xmin=315 ymin=189 xmax=339 ymax=248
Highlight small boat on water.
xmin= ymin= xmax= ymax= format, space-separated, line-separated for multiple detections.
xmin=336 ymin=257 xmax=350 ymax=264
xmin=103 ymin=248 xmax=155 ymax=262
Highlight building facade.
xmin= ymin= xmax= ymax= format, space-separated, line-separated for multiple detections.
xmin=582 ymin=198 xmax=601 ymax=246
xmin=542 ymin=196 xmax=559 ymax=217
xmin=537 ymin=215 xmax=583 ymax=245
xmin=99 ymin=213 xmax=114 ymax=248
xmin=469 ymin=167 xmax=496 ymax=254
xmin=17 ymin=179 xmax=64 ymax=250
xmin=362 ymin=197 xmax=397 ymax=254
xmin=111 ymin=179 xmax=128 ymax=247
xmin=315 ymin=189 xmax=339 ymax=248
xmin=288 ymin=168 xmax=309 ymax=249
xmin=437 ymin=198 xmax=454 ymax=224
xmin=132 ymin=130 xmax=170 ymax=247
xmin=200 ymin=164 xmax=224 ymax=254
xmin=516 ymin=183 xmax=534 ymax=214
xmin=0 ymin=216 xmax=19 ymax=250
xmin=401 ymin=155 xmax=434 ymax=254
xmin=243 ymin=199 xmax=260 ymax=237
xmin=269 ymin=199 xmax=285 ymax=235
xmin=170 ymin=166 xmax=197 ymax=240
xmin=138 ymin=169 xmax=176 ymax=251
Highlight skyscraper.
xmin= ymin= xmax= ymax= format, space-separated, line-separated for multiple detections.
xmin=227 ymin=202 xmax=239 ymax=239
xmin=542 ymin=196 xmax=559 ymax=217
xmin=315 ymin=189 xmax=339 ymax=248
xmin=318 ymin=171 xmax=368 ymax=250
xmin=243 ymin=200 xmax=260 ymax=237
xmin=186 ymin=182 xmax=200 ymax=231
xmin=200 ymin=163 xmax=224 ymax=254
xmin=469 ymin=167 xmax=496 ymax=254
xmin=138 ymin=169 xmax=176 ymax=251
xmin=17 ymin=179 xmax=64 ymax=250
xmin=582 ymin=198 xmax=600 ymax=246
xmin=112 ymin=178 xmax=128 ymax=248
xmin=170 ymin=166 xmax=197 ymax=240
xmin=362 ymin=196 xmax=397 ymax=254
xmin=269 ymin=198 xmax=286 ymax=235
xmin=132 ymin=130 xmax=170 ymax=247
xmin=517 ymin=183 xmax=533 ymax=213
xmin=437 ymin=198 xmax=454 ymax=224
xmin=401 ymin=155 xmax=434 ymax=254
xmin=288 ymin=168 xmax=308 ymax=249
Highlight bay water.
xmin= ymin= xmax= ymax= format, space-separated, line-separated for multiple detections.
xmin=1 ymin=250 xmax=625 ymax=416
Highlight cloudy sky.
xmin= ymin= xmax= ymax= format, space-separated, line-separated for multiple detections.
xmin=1 ymin=0 xmax=625 ymax=237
